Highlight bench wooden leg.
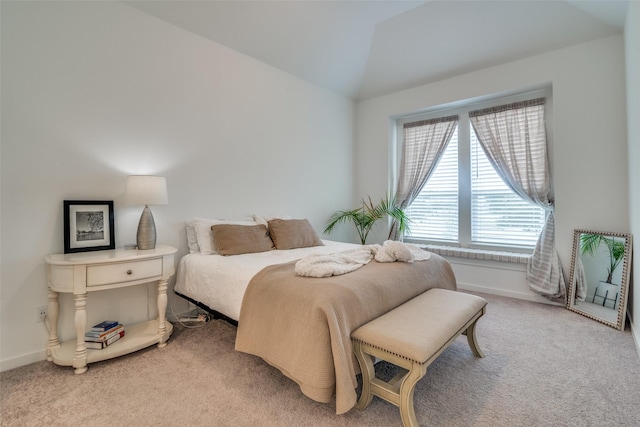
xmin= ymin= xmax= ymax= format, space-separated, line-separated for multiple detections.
xmin=399 ymin=362 xmax=426 ymax=427
xmin=353 ymin=340 xmax=375 ymax=410
xmin=462 ymin=307 xmax=486 ymax=358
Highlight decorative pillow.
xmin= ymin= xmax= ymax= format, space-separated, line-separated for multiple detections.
xmin=211 ymin=224 xmax=274 ymax=256
xmin=192 ymin=217 xmax=257 ymax=255
xmin=267 ymin=218 xmax=324 ymax=250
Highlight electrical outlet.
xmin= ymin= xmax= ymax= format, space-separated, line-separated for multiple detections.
xmin=37 ymin=305 xmax=47 ymax=323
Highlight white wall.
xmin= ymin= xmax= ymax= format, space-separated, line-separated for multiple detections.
xmin=355 ymin=35 xmax=629 ymax=303
xmin=0 ymin=1 xmax=354 ymax=370
xmin=625 ymin=1 xmax=640 ymax=351
xmin=2 ymin=1 xmax=634 ymax=372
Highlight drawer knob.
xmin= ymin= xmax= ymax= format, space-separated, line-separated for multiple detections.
xmin=126 ymin=270 xmax=133 ymax=275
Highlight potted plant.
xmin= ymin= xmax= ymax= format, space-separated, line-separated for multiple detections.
xmin=324 ymin=195 xmax=410 ymax=245
xmin=579 ymin=233 xmax=625 ymax=284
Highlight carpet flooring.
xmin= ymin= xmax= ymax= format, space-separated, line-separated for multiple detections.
xmin=2 ymin=292 xmax=639 ymax=426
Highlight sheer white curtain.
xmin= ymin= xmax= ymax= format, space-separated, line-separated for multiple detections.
xmin=469 ymin=98 xmax=565 ymax=298
xmin=391 ymin=115 xmax=458 ymax=240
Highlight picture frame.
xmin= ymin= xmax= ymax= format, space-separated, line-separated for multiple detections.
xmin=64 ymin=200 xmax=115 ymax=253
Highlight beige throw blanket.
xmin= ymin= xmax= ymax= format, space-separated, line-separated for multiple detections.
xmin=235 ymin=253 xmax=457 ymax=414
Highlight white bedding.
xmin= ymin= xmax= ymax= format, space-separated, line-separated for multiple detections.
xmin=174 ymin=240 xmax=359 ymax=321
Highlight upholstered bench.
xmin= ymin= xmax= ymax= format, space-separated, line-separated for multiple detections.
xmin=351 ymin=288 xmax=487 ymax=427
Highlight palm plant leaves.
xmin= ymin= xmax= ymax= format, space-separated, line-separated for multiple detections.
xmin=324 ymin=208 xmax=369 ymax=245
xmin=324 ymin=195 xmax=410 ymax=245
xmin=579 ymin=233 xmax=626 ymax=284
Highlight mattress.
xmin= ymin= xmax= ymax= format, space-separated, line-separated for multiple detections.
xmin=174 ymin=239 xmax=359 ymax=321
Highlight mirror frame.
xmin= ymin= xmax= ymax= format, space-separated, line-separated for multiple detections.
xmin=566 ymin=229 xmax=632 ymax=330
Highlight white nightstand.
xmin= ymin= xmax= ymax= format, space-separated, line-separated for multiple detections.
xmin=45 ymin=245 xmax=177 ymax=374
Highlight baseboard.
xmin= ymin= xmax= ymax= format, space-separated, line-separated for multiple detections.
xmin=629 ymin=312 xmax=640 ymax=358
xmin=0 ymin=349 xmax=47 ymax=373
xmin=1 ymin=309 xmax=196 ymax=373
xmin=457 ymin=282 xmax=563 ymax=306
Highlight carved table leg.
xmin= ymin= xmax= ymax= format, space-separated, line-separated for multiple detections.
xmin=73 ymin=293 xmax=88 ymax=374
xmin=46 ymin=289 xmax=60 ymax=361
xmin=157 ymin=279 xmax=168 ymax=347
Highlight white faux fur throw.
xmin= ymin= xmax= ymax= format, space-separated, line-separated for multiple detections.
xmin=373 ymin=240 xmax=431 ymax=263
xmin=295 ymin=241 xmax=431 ymax=278
xmin=294 ymin=247 xmax=375 ymax=278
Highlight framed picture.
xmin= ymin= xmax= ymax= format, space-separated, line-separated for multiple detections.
xmin=64 ymin=200 xmax=115 ymax=253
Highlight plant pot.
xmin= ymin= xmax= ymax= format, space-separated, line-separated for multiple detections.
xmin=592 ymin=280 xmax=619 ymax=308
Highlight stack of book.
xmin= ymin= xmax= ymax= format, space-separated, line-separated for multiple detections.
xmin=85 ymin=320 xmax=125 ymax=350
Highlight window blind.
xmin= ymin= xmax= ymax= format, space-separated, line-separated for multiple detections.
xmin=470 ymin=128 xmax=545 ymax=247
xmin=405 ymin=127 xmax=459 ymax=241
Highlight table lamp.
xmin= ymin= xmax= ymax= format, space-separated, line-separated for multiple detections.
xmin=124 ymin=175 xmax=168 ymax=250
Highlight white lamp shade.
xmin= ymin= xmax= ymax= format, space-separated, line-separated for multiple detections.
xmin=124 ymin=176 xmax=168 ymax=206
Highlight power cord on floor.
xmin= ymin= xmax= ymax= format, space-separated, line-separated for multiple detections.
xmin=168 ymin=295 xmax=212 ymax=329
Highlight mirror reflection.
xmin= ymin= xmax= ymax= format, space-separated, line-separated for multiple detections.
xmin=567 ymin=229 xmax=632 ymax=330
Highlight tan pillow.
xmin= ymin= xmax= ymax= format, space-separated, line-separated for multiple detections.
xmin=267 ymin=219 xmax=324 ymax=250
xmin=211 ymin=224 xmax=274 ymax=256
xmin=192 ymin=217 xmax=256 ymax=255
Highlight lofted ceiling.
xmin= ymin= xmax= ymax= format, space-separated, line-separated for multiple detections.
xmin=124 ymin=0 xmax=628 ymax=101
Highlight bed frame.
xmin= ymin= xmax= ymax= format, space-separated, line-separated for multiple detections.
xmin=174 ymin=291 xmax=238 ymax=327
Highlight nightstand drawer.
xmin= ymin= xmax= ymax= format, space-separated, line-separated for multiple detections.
xmin=87 ymin=258 xmax=162 ymax=287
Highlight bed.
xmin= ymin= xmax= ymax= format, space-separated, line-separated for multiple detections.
xmin=174 ymin=217 xmax=457 ymax=414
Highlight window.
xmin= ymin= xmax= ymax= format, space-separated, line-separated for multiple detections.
xmin=400 ymin=91 xmax=549 ymax=252
xmin=469 ymin=126 xmax=545 ymax=247
xmin=405 ymin=127 xmax=459 ymax=242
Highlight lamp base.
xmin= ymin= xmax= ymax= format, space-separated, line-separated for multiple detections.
xmin=136 ymin=206 xmax=156 ymax=250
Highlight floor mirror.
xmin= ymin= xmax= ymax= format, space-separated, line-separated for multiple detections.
xmin=566 ymin=229 xmax=632 ymax=330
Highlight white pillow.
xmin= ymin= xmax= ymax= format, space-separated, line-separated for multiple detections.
xmin=185 ymin=221 xmax=200 ymax=254
xmin=253 ymin=214 xmax=292 ymax=228
xmin=192 ymin=217 xmax=257 ymax=255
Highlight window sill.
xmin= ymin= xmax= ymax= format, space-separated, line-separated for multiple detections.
xmin=418 ymin=244 xmax=530 ymax=264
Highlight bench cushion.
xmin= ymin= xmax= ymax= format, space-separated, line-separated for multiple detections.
xmin=351 ymin=289 xmax=487 ymax=364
